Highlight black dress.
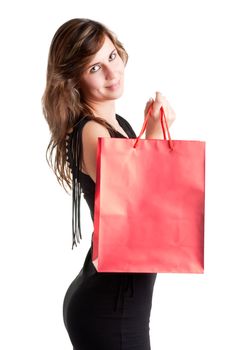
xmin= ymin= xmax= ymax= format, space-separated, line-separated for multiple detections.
xmin=63 ymin=114 xmax=157 ymax=350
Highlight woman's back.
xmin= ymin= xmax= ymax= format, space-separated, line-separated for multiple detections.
xmin=63 ymin=114 xmax=157 ymax=350
xmin=65 ymin=114 xmax=137 ymax=224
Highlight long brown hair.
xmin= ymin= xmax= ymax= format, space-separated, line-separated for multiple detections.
xmin=41 ymin=18 xmax=128 ymax=191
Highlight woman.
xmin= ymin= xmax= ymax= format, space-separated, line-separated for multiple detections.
xmin=42 ymin=18 xmax=176 ymax=350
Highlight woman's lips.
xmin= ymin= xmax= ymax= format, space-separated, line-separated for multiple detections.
xmin=106 ymin=80 xmax=120 ymax=90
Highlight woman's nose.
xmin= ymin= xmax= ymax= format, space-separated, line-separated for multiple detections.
xmin=104 ymin=65 xmax=117 ymax=80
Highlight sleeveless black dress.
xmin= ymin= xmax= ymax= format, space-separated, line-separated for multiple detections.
xmin=63 ymin=114 xmax=157 ymax=350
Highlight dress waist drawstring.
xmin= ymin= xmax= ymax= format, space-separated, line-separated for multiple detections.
xmin=114 ymin=274 xmax=134 ymax=313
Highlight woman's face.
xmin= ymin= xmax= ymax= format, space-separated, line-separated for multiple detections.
xmin=80 ymin=35 xmax=125 ymax=103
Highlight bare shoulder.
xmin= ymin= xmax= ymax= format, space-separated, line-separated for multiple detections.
xmin=82 ymin=119 xmax=111 ymax=141
xmin=81 ymin=120 xmax=111 ymax=183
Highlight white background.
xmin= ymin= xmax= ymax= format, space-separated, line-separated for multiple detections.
xmin=1 ymin=0 xmax=232 ymax=349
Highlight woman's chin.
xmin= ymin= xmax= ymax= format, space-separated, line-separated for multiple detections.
xmin=107 ymin=86 xmax=124 ymax=100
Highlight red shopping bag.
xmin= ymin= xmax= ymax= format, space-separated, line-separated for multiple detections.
xmin=92 ymin=106 xmax=205 ymax=273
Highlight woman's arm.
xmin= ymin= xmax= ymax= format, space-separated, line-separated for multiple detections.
xmin=144 ymin=92 xmax=176 ymax=139
xmin=82 ymin=121 xmax=111 ymax=183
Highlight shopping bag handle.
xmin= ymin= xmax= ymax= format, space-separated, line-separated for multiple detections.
xmin=133 ymin=105 xmax=174 ymax=150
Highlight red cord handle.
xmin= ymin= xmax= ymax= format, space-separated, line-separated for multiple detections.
xmin=133 ymin=105 xmax=174 ymax=150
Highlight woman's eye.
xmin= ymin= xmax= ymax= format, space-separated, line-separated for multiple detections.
xmin=110 ymin=52 xmax=117 ymax=60
xmin=90 ymin=65 xmax=100 ymax=73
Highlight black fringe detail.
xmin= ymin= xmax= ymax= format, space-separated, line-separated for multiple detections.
xmin=66 ymin=116 xmax=91 ymax=249
xmin=72 ymin=117 xmax=89 ymax=249
xmin=66 ymin=114 xmax=137 ymax=249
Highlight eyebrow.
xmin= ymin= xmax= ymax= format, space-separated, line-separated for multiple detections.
xmin=86 ymin=48 xmax=117 ymax=69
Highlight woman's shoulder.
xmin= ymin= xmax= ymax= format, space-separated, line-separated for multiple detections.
xmin=67 ymin=114 xmax=136 ymax=139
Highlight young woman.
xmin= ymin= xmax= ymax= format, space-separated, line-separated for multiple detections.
xmin=42 ymin=18 xmax=176 ymax=350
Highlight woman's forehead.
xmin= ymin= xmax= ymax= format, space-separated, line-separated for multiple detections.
xmin=89 ymin=36 xmax=115 ymax=62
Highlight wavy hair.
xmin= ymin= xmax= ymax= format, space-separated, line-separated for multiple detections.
xmin=41 ymin=18 xmax=128 ymax=191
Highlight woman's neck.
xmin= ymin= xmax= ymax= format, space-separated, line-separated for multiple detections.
xmin=90 ymin=100 xmax=117 ymax=123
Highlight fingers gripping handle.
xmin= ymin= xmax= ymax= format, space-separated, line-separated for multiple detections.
xmin=133 ymin=105 xmax=174 ymax=150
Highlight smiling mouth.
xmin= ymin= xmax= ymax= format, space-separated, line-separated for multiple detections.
xmin=106 ymin=80 xmax=120 ymax=89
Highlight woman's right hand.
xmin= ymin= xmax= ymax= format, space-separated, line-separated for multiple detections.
xmin=144 ymin=91 xmax=176 ymax=139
